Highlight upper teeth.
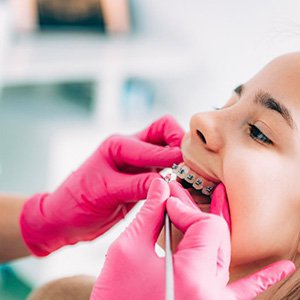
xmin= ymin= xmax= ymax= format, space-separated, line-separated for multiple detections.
xmin=172 ymin=163 xmax=216 ymax=195
xmin=186 ymin=174 xmax=195 ymax=182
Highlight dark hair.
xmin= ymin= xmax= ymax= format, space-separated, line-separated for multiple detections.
xmin=274 ymin=274 xmax=300 ymax=300
xmin=281 ymin=280 xmax=300 ymax=299
xmin=273 ymin=234 xmax=300 ymax=300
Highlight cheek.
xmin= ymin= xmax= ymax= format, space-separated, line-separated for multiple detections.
xmin=224 ymin=149 xmax=300 ymax=265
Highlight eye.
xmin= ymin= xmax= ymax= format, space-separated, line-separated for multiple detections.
xmin=248 ymin=123 xmax=273 ymax=145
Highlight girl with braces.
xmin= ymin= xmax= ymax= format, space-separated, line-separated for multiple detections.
xmin=92 ymin=52 xmax=300 ymax=300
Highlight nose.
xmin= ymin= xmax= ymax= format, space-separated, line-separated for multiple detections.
xmin=190 ymin=111 xmax=225 ymax=153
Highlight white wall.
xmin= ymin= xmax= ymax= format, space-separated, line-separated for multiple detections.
xmin=131 ymin=0 xmax=300 ymax=123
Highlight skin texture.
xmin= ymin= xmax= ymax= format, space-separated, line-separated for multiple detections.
xmin=27 ymin=275 xmax=95 ymax=300
xmin=0 ymin=194 xmax=30 ymax=263
xmin=177 ymin=52 xmax=300 ymax=297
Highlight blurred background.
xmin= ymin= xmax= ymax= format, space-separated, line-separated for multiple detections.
xmin=1 ymin=0 xmax=300 ymax=298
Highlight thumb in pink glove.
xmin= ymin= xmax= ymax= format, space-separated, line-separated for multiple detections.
xmin=20 ymin=115 xmax=184 ymax=256
xmin=91 ymin=178 xmax=295 ymax=300
xmin=91 ymin=178 xmax=169 ymax=300
xmin=167 ymin=182 xmax=296 ymax=300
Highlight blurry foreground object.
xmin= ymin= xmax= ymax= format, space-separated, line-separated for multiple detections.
xmin=0 ymin=264 xmax=32 ymax=299
xmin=10 ymin=0 xmax=130 ymax=34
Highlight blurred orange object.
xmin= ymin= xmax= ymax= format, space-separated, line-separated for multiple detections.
xmin=10 ymin=0 xmax=130 ymax=34
xmin=100 ymin=0 xmax=130 ymax=34
xmin=11 ymin=0 xmax=37 ymax=32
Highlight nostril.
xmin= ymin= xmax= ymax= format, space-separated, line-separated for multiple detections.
xmin=196 ymin=129 xmax=206 ymax=144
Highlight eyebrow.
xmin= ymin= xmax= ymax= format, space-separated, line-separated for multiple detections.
xmin=234 ymin=84 xmax=295 ymax=129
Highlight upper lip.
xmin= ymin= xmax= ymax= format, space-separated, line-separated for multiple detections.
xmin=183 ymin=156 xmax=220 ymax=183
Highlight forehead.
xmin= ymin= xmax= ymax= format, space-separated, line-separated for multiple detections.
xmin=247 ymin=53 xmax=300 ymax=102
xmin=245 ymin=53 xmax=300 ymax=125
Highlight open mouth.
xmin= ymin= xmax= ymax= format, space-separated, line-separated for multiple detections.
xmin=173 ymin=162 xmax=217 ymax=212
xmin=159 ymin=162 xmax=216 ymax=211
xmin=176 ymin=177 xmax=212 ymax=212
xmin=159 ymin=163 xmax=231 ymax=230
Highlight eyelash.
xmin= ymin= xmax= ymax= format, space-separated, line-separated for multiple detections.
xmin=213 ymin=106 xmax=273 ymax=145
xmin=247 ymin=123 xmax=273 ymax=145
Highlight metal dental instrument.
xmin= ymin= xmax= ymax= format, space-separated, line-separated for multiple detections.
xmin=159 ymin=167 xmax=176 ymax=300
xmin=164 ymin=211 xmax=174 ymax=300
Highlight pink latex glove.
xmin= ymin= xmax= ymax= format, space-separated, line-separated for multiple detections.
xmin=20 ymin=115 xmax=184 ymax=256
xmin=91 ymin=179 xmax=295 ymax=300
xmin=91 ymin=178 xmax=169 ymax=300
xmin=168 ymin=182 xmax=296 ymax=299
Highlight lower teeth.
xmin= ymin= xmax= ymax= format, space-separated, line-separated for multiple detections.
xmin=178 ymin=177 xmax=207 ymax=195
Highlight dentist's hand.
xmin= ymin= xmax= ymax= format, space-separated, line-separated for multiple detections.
xmin=20 ymin=115 xmax=184 ymax=256
xmin=167 ymin=182 xmax=296 ymax=300
xmin=91 ymin=179 xmax=295 ymax=300
xmin=91 ymin=178 xmax=169 ymax=300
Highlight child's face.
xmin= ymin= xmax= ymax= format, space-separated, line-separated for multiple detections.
xmin=181 ymin=53 xmax=300 ymax=275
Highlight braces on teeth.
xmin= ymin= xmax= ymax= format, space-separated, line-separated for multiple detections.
xmin=172 ymin=163 xmax=215 ymax=196
xmin=159 ymin=163 xmax=216 ymax=196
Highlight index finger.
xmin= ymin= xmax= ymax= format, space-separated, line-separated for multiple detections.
xmin=136 ymin=115 xmax=185 ymax=147
xmin=108 ymin=135 xmax=182 ymax=168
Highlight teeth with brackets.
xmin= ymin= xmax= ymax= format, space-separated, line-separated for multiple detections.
xmin=171 ymin=163 xmax=216 ymax=195
xmin=192 ymin=178 xmax=203 ymax=190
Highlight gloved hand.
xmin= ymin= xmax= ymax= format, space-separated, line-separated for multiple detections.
xmin=20 ymin=115 xmax=184 ymax=256
xmin=91 ymin=178 xmax=169 ymax=300
xmin=168 ymin=182 xmax=296 ymax=300
xmin=90 ymin=179 xmax=295 ymax=300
